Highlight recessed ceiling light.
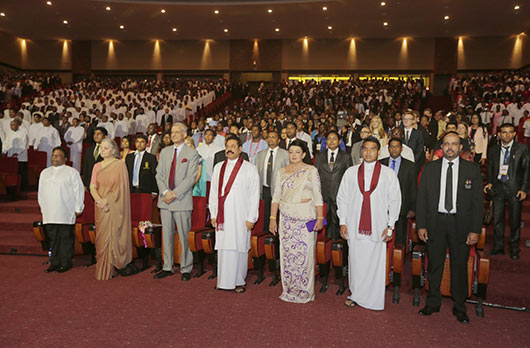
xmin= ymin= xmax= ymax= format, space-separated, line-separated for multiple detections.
xmin=172 ymin=28 xmax=177 ymax=32
xmin=322 ymin=6 xmax=327 ymax=11
xmin=224 ymin=28 xmax=228 ymax=32
xmin=380 ymin=2 xmax=386 ymax=6
xmin=268 ymin=9 xmax=272 ymax=13
xmin=514 ymin=5 xmax=520 ymax=10
xmin=328 ymin=26 xmax=333 ymax=30
xmin=275 ymin=28 xmax=280 ymax=32
xmin=46 ymin=1 xmax=52 ymax=5
xmin=119 ymin=25 xmax=124 ymax=29
xmin=214 ymin=10 xmax=219 ymax=14
xmin=161 ymin=9 xmax=166 ymax=13
xmin=63 ymin=19 xmax=68 ymax=24
xmin=0 ymin=13 xmax=5 ymax=17
xmin=383 ymin=22 xmax=388 ymax=26
xmin=106 ymin=6 xmax=111 ymax=11
xmin=444 ymin=15 xmax=450 ymax=20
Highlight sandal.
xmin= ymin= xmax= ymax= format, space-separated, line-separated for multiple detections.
xmin=344 ymin=299 xmax=357 ymax=308
xmin=234 ymin=286 xmax=246 ymax=294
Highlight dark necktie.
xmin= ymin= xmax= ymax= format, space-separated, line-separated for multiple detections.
xmin=168 ymin=147 xmax=178 ymax=190
xmin=329 ymin=151 xmax=335 ymax=169
xmin=405 ymin=130 xmax=410 ymax=143
xmin=500 ymin=146 xmax=510 ymax=183
xmin=445 ymin=162 xmax=454 ymax=213
xmin=266 ymin=150 xmax=273 ymax=186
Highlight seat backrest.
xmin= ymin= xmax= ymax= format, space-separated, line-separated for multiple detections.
xmin=130 ymin=193 xmax=153 ymax=224
xmin=0 ymin=157 xmax=18 ymax=174
xmin=28 ymin=149 xmax=47 ymax=166
xmin=191 ymin=196 xmax=208 ymax=230
xmin=316 ymin=202 xmax=327 ymax=241
xmin=251 ymin=200 xmax=265 ymax=236
xmin=76 ymin=191 xmax=95 ymax=223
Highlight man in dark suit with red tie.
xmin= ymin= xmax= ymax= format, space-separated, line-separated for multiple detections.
xmin=416 ymin=132 xmax=483 ymax=323
xmin=484 ymin=123 xmax=530 ymax=260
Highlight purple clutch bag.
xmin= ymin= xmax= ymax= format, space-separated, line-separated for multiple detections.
xmin=305 ymin=218 xmax=327 ymax=232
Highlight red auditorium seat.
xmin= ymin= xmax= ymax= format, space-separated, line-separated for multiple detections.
xmin=249 ymin=200 xmax=267 ymax=284
xmin=187 ymin=196 xmax=215 ymax=278
xmin=0 ymin=156 xmax=21 ymax=195
xmin=32 ymin=221 xmax=84 ymax=257
xmin=315 ymin=203 xmax=332 ymax=293
xmin=76 ymin=191 xmax=97 ymax=266
xmin=27 ymin=149 xmax=47 ymax=187
xmin=411 ymin=227 xmax=490 ymax=317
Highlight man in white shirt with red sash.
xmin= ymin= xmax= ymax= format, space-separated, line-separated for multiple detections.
xmin=209 ymin=134 xmax=260 ymax=293
xmin=337 ymin=136 xmax=401 ymax=310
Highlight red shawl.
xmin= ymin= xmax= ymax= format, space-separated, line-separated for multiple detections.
xmin=216 ymin=156 xmax=244 ymax=231
xmin=357 ymin=161 xmax=382 ymax=236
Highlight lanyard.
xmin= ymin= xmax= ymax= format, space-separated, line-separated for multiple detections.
xmin=249 ymin=140 xmax=261 ymax=157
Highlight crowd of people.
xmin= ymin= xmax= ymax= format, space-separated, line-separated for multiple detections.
xmin=1 ymin=71 xmax=529 ymax=325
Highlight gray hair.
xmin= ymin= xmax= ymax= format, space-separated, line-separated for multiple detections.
xmin=100 ymin=138 xmax=120 ymax=159
xmin=172 ymin=122 xmax=188 ymax=134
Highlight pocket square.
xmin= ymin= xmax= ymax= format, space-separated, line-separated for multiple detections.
xmin=181 ymin=158 xmax=188 ymax=163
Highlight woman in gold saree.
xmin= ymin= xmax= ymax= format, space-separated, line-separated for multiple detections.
xmin=90 ymin=138 xmax=136 ymax=280
xmin=270 ymin=140 xmax=324 ymax=303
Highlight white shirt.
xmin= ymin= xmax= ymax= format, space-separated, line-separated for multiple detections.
xmin=2 ymin=128 xmax=28 ymax=162
xmin=64 ymin=125 xmax=84 ymax=152
xmin=262 ymin=146 xmax=279 ymax=187
xmin=378 ymin=144 xmax=415 ymax=163
xmin=38 ymin=165 xmax=85 ymax=224
xmin=197 ymin=142 xmax=222 ymax=181
xmin=136 ymin=114 xmax=149 ymax=134
xmin=498 ymin=140 xmax=514 ymax=180
xmin=132 ymin=150 xmax=146 ymax=187
xmin=327 ymin=148 xmax=338 ymax=165
xmin=438 ymin=157 xmax=459 ymax=214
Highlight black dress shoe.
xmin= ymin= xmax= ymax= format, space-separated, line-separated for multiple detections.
xmin=487 ymin=249 xmax=505 ymax=255
xmin=56 ymin=266 xmax=71 ymax=273
xmin=510 ymin=253 xmax=520 ymax=260
xmin=45 ymin=265 xmax=59 ymax=273
xmin=181 ymin=273 xmax=191 ymax=281
xmin=418 ymin=305 xmax=440 ymax=316
xmin=153 ymin=270 xmax=174 ymax=279
xmin=453 ymin=308 xmax=470 ymax=323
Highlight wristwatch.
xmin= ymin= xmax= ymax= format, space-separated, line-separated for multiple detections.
xmin=386 ymin=228 xmax=393 ymax=237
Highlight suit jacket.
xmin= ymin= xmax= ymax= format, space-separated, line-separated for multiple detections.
xmin=255 ymin=147 xmax=289 ymax=197
xmin=402 ymin=127 xmax=425 ymax=168
xmin=155 ymin=144 xmax=200 ymax=211
xmin=416 ymin=159 xmax=483 ymax=241
xmin=380 ymin=157 xmax=416 ymax=216
xmin=350 ymin=141 xmax=363 ymax=166
xmin=147 ymin=133 xmax=162 ymax=156
xmin=82 ymin=143 xmax=103 ymax=187
xmin=487 ymin=141 xmax=530 ymax=194
xmin=315 ymin=149 xmax=352 ymax=202
xmin=125 ymin=151 xmax=158 ymax=194
xmin=279 ymin=138 xmax=312 ymax=164
xmin=213 ymin=150 xmax=249 ymax=167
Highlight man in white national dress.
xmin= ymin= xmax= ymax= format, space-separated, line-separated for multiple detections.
xmin=337 ymin=136 xmax=401 ymax=310
xmin=209 ymin=134 xmax=260 ymax=294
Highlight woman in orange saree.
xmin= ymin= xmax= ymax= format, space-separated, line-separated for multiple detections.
xmin=90 ymin=138 xmax=136 ymax=280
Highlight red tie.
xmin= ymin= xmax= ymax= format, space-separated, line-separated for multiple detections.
xmin=168 ymin=147 xmax=177 ymax=190
xmin=147 ymin=135 xmax=152 ymax=147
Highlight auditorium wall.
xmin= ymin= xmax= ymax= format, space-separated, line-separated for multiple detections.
xmin=0 ymin=30 xmax=21 ymax=68
xmin=457 ymin=35 xmax=529 ymax=70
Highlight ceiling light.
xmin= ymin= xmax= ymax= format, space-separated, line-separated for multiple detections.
xmin=161 ymin=9 xmax=166 ymax=13
xmin=0 ymin=13 xmax=5 ymax=17
xmin=119 ymin=25 xmax=124 ymax=29
xmin=63 ymin=19 xmax=68 ymax=24
xmin=322 ymin=6 xmax=327 ymax=11
xmin=383 ymin=22 xmax=388 ymax=26
xmin=46 ymin=1 xmax=52 ymax=5
xmin=328 ymin=26 xmax=332 ymax=30
xmin=514 ymin=5 xmax=520 ymax=10
xmin=172 ymin=28 xmax=177 ymax=32
xmin=444 ymin=15 xmax=450 ymax=20
xmin=275 ymin=28 xmax=280 ymax=32
xmin=106 ymin=6 xmax=111 ymax=11
xmin=214 ymin=10 xmax=219 ymax=14
xmin=380 ymin=2 xmax=386 ymax=6
xmin=268 ymin=9 xmax=272 ymax=13
xmin=224 ymin=28 xmax=228 ymax=32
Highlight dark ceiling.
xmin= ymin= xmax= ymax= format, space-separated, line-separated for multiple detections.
xmin=0 ymin=0 xmax=528 ymax=40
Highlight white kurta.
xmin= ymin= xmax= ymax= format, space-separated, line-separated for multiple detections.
xmin=64 ymin=126 xmax=84 ymax=171
xmin=336 ymin=161 xmax=401 ymax=310
xmin=135 ymin=114 xmax=149 ymax=134
xmin=38 ymin=164 xmax=85 ymax=224
xmin=114 ymin=119 xmax=129 ymax=138
xmin=35 ymin=126 xmax=61 ymax=167
xmin=197 ymin=142 xmax=222 ymax=181
xmin=2 ymin=128 xmax=28 ymax=162
xmin=209 ymin=158 xmax=260 ymax=289
xmin=100 ymin=121 xmax=116 ymax=139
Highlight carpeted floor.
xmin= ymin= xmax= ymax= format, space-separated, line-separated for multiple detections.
xmin=1 ymin=254 xmax=529 ymax=348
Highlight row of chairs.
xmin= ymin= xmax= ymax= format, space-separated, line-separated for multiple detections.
xmin=32 ymin=193 xmax=490 ymax=316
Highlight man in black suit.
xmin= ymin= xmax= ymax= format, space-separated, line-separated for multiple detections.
xmin=484 ymin=123 xmax=530 ymax=260
xmin=213 ymin=133 xmax=250 ymax=167
xmin=82 ymin=127 xmax=106 ymax=188
xmin=402 ymin=111 xmax=425 ymax=174
xmin=416 ymin=132 xmax=483 ymax=323
xmin=315 ymin=130 xmax=353 ymax=240
xmin=279 ymin=121 xmax=311 ymax=165
xmin=380 ymin=138 xmax=416 ymax=247
xmin=125 ymin=134 xmax=158 ymax=194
